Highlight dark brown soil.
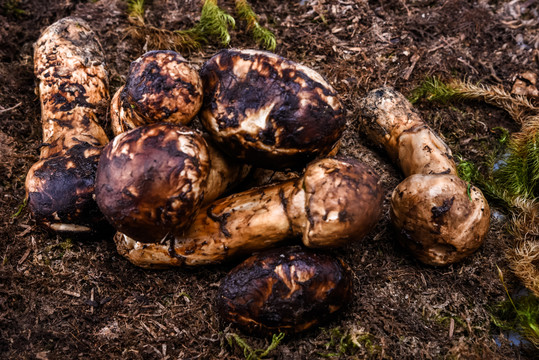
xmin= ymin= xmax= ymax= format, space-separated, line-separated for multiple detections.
xmin=1 ymin=0 xmax=538 ymax=359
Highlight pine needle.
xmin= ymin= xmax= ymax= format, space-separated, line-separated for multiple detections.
xmin=235 ymin=0 xmax=276 ymax=50
xmin=409 ymin=77 xmax=539 ymax=124
xmin=127 ymin=24 xmax=205 ymax=52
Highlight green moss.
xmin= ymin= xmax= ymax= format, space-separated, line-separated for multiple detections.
xmin=318 ymin=326 xmax=382 ymax=358
xmin=226 ymin=332 xmax=285 ymax=360
xmin=196 ymin=0 xmax=235 ymax=46
xmin=492 ymin=267 xmax=539 ymax=347
xmin=408 ymin=77 xmax=461 ymax=105
xmin=127 ymin=0 xmax=145 ymax=23
xmin=125 ymin=0 xmax=277 ymax=51
xmin=3 ymin=0 xmax=26 ymax=17
xmin=11 ymin=197 xmax=27 ymax=218
xmin=235 ymin=0 xmax=276 ymax=50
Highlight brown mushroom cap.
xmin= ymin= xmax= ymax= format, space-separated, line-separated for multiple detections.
xmin=95 ymin=123 xmax=210 ymax=243
xmin=298 ymin=158 xmax=384 ymax=248
xmin=200 ymin=49 xmax=345 ymax=168
xmin=390 ymin=174 xmax=490 ymax=266
xmin=217 ymin=247 xmax=353 ymax=335
xmin=113 ymin=50 xmax=202 ymax=133
xmin=25 ymin=139 xmax=106 ymax=234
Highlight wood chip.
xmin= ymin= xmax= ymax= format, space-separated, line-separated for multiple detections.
xmin=140 ymin=321 xmax=157 ymax=339
xmin=449 ymin=318 xmax=455 ymax=338
xmin=18 ymin=248 xmax=31 ymax=266
xmin=16 ymin=226 xmax=33 ymax=238
xmin=62 ymin=290 xmax=81 ymax=298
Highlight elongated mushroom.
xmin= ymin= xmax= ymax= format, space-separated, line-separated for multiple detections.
xmin=199 ymin=49 xmax=345 ymax=168
xmin=25 ymin=17 xmax=110 ymax=235
xmin=217 ymin=247 xmax=353 ymax=335
xmin=114 ymin=157 xmax=383 ymax=268
xmin=110 ymin=50 xmax=203 ymax=135
xmin=360 ymin=87 xmax=490 ymax=265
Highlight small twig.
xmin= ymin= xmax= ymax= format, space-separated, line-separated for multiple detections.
xmin=62 ymin=290 xmax=81 ymax=298
xmin=0 ymin=102 xmax=22 ymax=114
xmin=398 ymin=0 xmax=411 ymax=17
xmin=90 ymin=288 xmax=95 ymax=314
xmin=17 ymin=247 xmax=31 ymax=266
xmin=141 ymin=321 xmax=158 ymax=338
xmin=403 ymin=53 xmax=420 ymax=81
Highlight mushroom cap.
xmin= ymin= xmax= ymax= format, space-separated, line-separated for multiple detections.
xmin=217 ymin=247 xmax=353 ymax=335
xmin=25 ymin=139 xmax=106 ymax=234
xmin=200 ymin=49 xmax=345 ymax=168
xmin=299 ymin=158 xmax=384 ymax=248
xmin=390 ymin=174 xmax=490 ymax=266
xmin=95 ymin=123 xmax=210 ymax=243
xmin=121 ymin=50 xmax=203 ymax=127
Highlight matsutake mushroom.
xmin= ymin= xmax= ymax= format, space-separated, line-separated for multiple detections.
xmin=95 ymin=123 xmax=248 ymax=243
xmin=110 ymin=50 xmax=203 ymax=135
xmin=25 ymin=17 xmax=110 ymax=235
xmin=199 ymin=49 xmax=345 ymax=168
xmin=360 ymin=87 xmax=490 ymax=265
xmin=114 ymin=157 xmax=383 ymax=268
xmin=217 ymin=247 xmax=353 ymax=335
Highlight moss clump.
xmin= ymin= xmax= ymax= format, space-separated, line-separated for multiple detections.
xmin=318 ymin=326 xmax=382 ymax=358
xmin=492 ymin=267 xmax=539 ymax=348
xmin=125 ymin=0 xmax=276 ymax=52
xmin=225 ymin=332 xmax=284 ymax=360
xmin=235 ymin=0 xmax=276 ymax=51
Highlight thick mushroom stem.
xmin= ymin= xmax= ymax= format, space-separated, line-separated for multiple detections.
xmin=25 ymin=17 xmax=110 ymax=235
xmin=359 ymin=87 xmax=490 ymax=265
xmin=115 ymin=158 xmax=383 ymax=268
xmin=95 ymin=123 xmax=248 ymax=243
xmin=360 ymin=87 xmax=457 ymax=177
xmin=110 ymin=50 xmax=203 ymax=136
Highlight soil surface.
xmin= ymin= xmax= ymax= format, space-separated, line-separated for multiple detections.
xmin=1 ymin=0 xmax=538 ymax=359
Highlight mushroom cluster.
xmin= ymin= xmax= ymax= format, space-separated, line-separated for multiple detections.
xmin=27 ymin=17 xmax=491 ymax=338
xmin=96 ymin=48 xmax=380 ymax=334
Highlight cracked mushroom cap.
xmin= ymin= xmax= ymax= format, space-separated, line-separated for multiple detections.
xmin=112 ymin=50 xmax=203 ymax=134
xmin=95 ymin=123 xmax=210 ymax=243
xmin=391 ymin=174 xmax=490 ymax=266
xmin=217 ymin=247 xmax=353 ymax=335
xmin=200 ymin=49 xmax=345 ymax=168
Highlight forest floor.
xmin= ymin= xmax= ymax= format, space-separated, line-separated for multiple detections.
xmin=1 ymin=0 xmax=538 ymax=359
